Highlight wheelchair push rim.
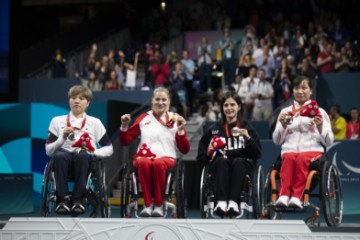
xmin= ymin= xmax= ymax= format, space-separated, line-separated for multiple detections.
xmin=200 ymin=166 xmax=209 ymax=219
xmin=175 ymin=162 xmax=187 ymax=218
xmin=251 ymin=165 xmax=265 ymax=219
xmin=40 ymin=161 xmax=56 ymax=217
xmin=321 ymin=162 xmax=343 ymax=227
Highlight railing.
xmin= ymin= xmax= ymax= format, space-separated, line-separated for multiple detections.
xmin=106 ymin=101 xmax=151 ymax=197
xmin=26 ymin=29 xmax=131 ymax=79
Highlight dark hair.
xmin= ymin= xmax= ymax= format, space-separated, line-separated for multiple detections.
xmin=249 ymin=65 xmax=257 ymax=71
xmin=332 ymin=104 xmax=341 ymax=114
xmin=228 ymin=86 xmax=236 ymax=91
xmin=292 ymin=75 xmax=312 ymax=89
xmin=258 ymin=68 xmax=266 ymax=74
xmin=201 ymin=103 xmax=210 ymax=117
xmin=220 ymin=91 xmax=247 ymax=127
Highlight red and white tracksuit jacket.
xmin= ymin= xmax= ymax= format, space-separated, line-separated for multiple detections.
xmin=272 ymin=100 xmax=334 ymax=199
xmin=119 ymin=111 xmax=190 ymax=206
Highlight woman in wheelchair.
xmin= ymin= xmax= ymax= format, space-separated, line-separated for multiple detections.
xmin=272 ymin=76 xmax=333 ymax=208
xmin=119 ymin=87 xmax=190 ymax=217
xmin=197 ymin=91 xmax=262 ymax=217
xmin=45 ymin=85 xmax=114 ymax=215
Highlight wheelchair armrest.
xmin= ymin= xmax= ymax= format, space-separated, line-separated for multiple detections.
xmin=308 ymin=160 xmax=321 ymax=172
xmin=272 ymin=159 xmax=282 ymax=172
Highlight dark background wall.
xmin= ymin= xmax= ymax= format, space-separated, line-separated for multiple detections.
xmin=317 ymin=73 xmax=360 ymax=114
xmin=19 ymin=72 xmax=360 ymax=116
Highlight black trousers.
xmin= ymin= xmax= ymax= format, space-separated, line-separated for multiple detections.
xmin=209 ymin=156 xmax=254 ymax=202
xmin=221 ymin=58 xmax=236 ymax=87
xmin=53 ymin=150 xmax=92 ymax=200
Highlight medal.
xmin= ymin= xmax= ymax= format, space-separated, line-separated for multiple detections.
xmin=66 ymin=114 xmax=87 ymax=141
xmin=231 ymin=127 xmax=241 ymax=137
xmin=225 ymin=122 xmax=240 ymax=138
xmin=68 ymin=132 xmax=75 ymax=141
xmin=284 ymin=114 xmax=293 ymax=124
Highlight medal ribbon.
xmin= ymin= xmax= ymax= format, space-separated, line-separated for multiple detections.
xmin=66 ymin=114 xmax=87 ymax=130
xmin=152 ymin=111 xmax=170 ymax=127
xmin=289 ymin=103 xmax=309 ymax=116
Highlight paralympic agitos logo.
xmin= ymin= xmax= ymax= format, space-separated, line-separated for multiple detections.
xmin=145 ymin=231 xmax=155 ymax=240
xmin=131 ymin=224 xmax=181 ymax=240
xmin=328 ymin=141 xmax=360 ymax=176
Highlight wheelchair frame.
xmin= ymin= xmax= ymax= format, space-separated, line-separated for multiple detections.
xmin=261 ymin=154 xmax=343 ymax=227
xmin=119 ymin=159 xmax=187 ymax=218
xmin=40 ymin=155 xmax=110 ymax=218
xmin=200 ymin=162 xmax=265 ymax=219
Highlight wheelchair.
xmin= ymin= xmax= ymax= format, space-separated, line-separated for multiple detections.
xmin=200 ymin=160 xmax=265 ymax=219
xmin=261 ymin=153 xmax=343 ymax=227
xmin=119 ymin=158 xmax=186 ymax=218
xmin=40 ymin=155 xmax=110 ymax=218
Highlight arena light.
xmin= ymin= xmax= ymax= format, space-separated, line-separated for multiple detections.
xmin=161 ymin=1 xmax=166 ymax=11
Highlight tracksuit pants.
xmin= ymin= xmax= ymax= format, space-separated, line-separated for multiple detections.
xmin=279 ymin=151 xmax=322 ymax=199
xmin=53 ymin=150 xmax=92 ymax=200
xmin=134 ymin=157 xmax=175 ymax=207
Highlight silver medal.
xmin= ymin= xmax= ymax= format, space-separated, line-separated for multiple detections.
xmin=68 ymin=132 xmax=75 ymax=141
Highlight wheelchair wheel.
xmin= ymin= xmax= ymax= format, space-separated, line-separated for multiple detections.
xmin=84 ymin=159 xmax=110 ymax=218
xmin=175 ymin=161 xmax=186 ymax=218
xmin=263 ymin=170 xmax=282 ymax=220
xmin=120 ymin=162 xmax=131 ymax=218
xmin=321 ymin=161 xmax=343 ymax=226
xmin=263 ymin=171 xmax=272 ymax=218
xmin=97 ymin=160 xmax=110 ymax=218
xmin=40 ymin=160 xmax=56 ymax=217
xmin=199 ymin=166 xmax=209 ymax=218
xmin=251 ymin=165 xmax=264 ymax=219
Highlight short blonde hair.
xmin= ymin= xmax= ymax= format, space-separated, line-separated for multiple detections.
xmin=152 ymin=87 xmax=170 ymax=100
xmin=68 ymin=85 xmax=93 ymax=101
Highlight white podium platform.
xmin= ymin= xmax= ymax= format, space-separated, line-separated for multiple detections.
xmin=1 ymin=217 xmax=360 ymax=240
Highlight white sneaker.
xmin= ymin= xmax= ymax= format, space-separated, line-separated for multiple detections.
xmin=214 ymin=201 xmax=227 ymax=216
xmin=140 ymin=204 xmax=153 ymax=217
xmin=275 ymin=196 xmax=289 ymax=207
xmin=288 ymin=197 xmax=303 ymax=208
xmin=151 ymin=205 xmax=164 ymax=217
xmin=227 ymin=200 xmax=240 ymax=215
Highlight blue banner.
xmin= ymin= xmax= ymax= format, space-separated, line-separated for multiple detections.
xmin=0 ymin=174 xmax=33 ymax=214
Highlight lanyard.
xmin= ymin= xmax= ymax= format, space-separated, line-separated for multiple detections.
xmin=66 ymin=114 xmax=87 ymax=130
xmin=289 ymin=103 xmax=308 ymax=116
xmin=152 ymin=111 xmax=171 ymax=127
xmin=224 ymin=121 xmax=240 ymax=138
xmin=350 ymin=121 xmax=359 ymax=135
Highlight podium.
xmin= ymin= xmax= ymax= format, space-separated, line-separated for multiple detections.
xmin=2 ymin=218 xmax=360 ymax=240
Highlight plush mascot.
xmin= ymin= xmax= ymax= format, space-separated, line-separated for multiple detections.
xmin=72 ymin=132 xmax=95 ymax=152
xmin=208 ymin=135 xmax=227 ymax=162
xmin=134 ymin=143 xmax=156 ymax=159
xmin=300 ymin=100 xmax=321 ymax=118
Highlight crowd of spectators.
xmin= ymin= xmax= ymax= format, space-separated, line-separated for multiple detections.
xmin=66 ymin=0 xmax=359 ymax=123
